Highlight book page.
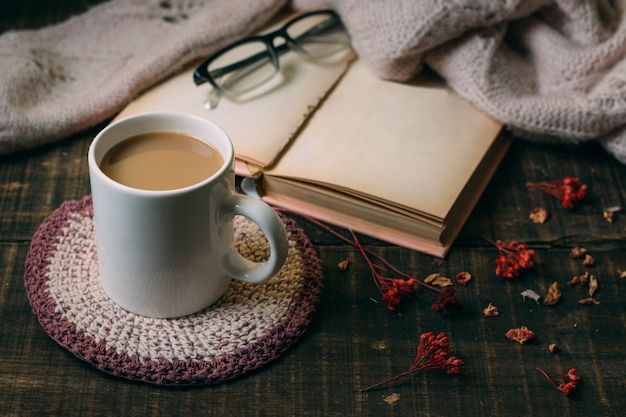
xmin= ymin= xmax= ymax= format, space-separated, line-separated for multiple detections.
xmin=115 ymin=16 xmax=352 ymax=169
xmin=264 ymin=60 xmax=503 ymax=220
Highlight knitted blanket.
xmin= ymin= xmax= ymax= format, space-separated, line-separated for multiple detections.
xmin=2 ymin=0 xmax=626 ymax=163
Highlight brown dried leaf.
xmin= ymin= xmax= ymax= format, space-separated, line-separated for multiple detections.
xmin=543 ymin=281 xmax=561 ymax=306
xmin=579 ymin=297 xmax=600 ymax=305
xmin=567 ymin=275 xmax=580 ymax=286
xmin=603 ymin=206 xmax=620 ymax=222
xmin=582 ymin=253 xmax=595 ymax=266
xmin=506 ymin=326 xmax=535 ymax=344
xmin=455 ymin=271 xmax=472 ymax=286
xmin=424 ymin=273 xmax=453 ymax=287
xmin=337 ymin=258 xmax=350 ymax=271
xmin=482 ymin=303 xmax=499 ymax=317
xmin=588 ymin=274 xmax=598 ymax=296
xmin=383 ymin=393 xmax=401 ymax=406
xmin=529 ymin=207 xmax=549 ymax=224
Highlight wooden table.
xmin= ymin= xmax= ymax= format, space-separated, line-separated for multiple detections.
xmin=2 ymin=3 xmax=626 ymax=416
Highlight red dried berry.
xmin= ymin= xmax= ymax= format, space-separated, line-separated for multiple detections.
xmin=526 ymin=177 xmax=587 ymax=209
xmin=356 ymin=332 xmax=464 ymax=392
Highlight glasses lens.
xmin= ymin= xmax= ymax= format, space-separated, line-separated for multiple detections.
xmin=207 ymin=40 xmax=278 ymax=97
xmin=286 ymin=13 xmax=350 ymax=58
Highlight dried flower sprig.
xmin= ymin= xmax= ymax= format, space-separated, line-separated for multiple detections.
xmin=350 ymin=230 xmax=461 ymax=312
xmin=356 ymin=331 xmax=464 ymax=392
xmin=526 ymin=177 xmax=587 ymax=209
xmin=349 ymin=230 xmax=416 ymax=311
xmin=297 ymin=213 xmax=461 ymax=312
xmin=483 ymin=237 xmax=536 ymax=279
xmin=431 ymin=287 xmax=462 ymax=313
xmin=536 ymin=367 xmax=580 ymax=396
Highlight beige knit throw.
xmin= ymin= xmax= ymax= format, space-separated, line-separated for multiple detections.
xmin=2 ymin=0 xmax=626 ymax=164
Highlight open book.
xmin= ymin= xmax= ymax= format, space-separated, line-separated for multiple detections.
xmin=116 ymin=47 xmax=508 ymax=257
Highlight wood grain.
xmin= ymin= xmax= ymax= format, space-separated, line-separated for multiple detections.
xmin=2 ymin=4 xmax=626 ymax=416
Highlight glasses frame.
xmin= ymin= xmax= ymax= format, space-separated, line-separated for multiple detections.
xmin=193 ymin=10 xmax=349 ymax=100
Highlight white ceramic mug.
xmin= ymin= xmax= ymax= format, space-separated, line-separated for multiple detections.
xmin=88 ymin=111 xmax=289 ymax=318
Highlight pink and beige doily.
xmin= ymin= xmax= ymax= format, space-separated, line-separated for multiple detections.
xmin=24 ymin=195 xmax=323 ymax=385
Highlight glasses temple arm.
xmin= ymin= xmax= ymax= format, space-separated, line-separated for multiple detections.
xmin=201 ymin=20 xmax=345 ymax=81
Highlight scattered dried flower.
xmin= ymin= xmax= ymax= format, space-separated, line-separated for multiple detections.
xmin=588 ymin=274 xmax=598 ymax=296
xmin=569 ymin=272 xmax=598 ymax=296
xmin=482 ymin=303 xmax=499 ymax=317
xmin=521 ymin=289 xmax=541 ymax=303
xmin=506 ymin=326 xmax=535 ymax=344
xmin=298 ymin=214 xmax=463 ymax=313
xmin=424 ymin=273 xmax=454 ymax=287
xmin=568 ymin=271 xmax=590 ymax=286
xmin=570 ymin=247 xmax=587 ymax=259
xmin=431 ymin=288 xmax=463 ymax=313
xmin=355 ymin=332 xmax=464 ymax=392
xmin=455 ymin=271 xmax=472 ymax=286
xmin=579 ymin=297 xmax=600 ymax=305
xmin=548 ymin=343 xmax=559 ymax=353
xmin=346 ymin=238 xmax=415 ymax=311
xmin=338 ymin=258 xmax=350 ymax=271
xmin=484 ymin=237 xmax=536 ymax=279
xmin=536 ymin=367 xmax=580 ymax=396
xmin=582 ymin=253 xmax=595 ymax=266
xmin=526 ymin=177 xmax=588 ymax=209
xmin=543 ymin=282 xmax=561 ymax=306
xmin=529 ymin=207 xmax=549 ymax=223
xmin=603 ymin=206 xmax=621 ymax=222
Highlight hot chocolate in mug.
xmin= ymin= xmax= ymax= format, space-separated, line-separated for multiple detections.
xmin=88 ymin=111 xmax=289 ymax=318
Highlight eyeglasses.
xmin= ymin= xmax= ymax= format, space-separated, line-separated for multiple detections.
xmin=193 ymin=10 xmax=351 ymax=109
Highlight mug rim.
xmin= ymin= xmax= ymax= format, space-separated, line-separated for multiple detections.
xmin=88 ymin=111 xmax=235 ymax=196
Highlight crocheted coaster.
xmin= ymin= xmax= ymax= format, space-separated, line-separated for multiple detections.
xmin=24 ymin=195 xmax=323 ymax=386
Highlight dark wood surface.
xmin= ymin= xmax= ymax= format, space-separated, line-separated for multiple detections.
xmin=2 ymin=3 xmax=626 ymax=417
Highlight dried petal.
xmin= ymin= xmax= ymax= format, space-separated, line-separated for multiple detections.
xmin=567 ymin=275 xmax=580 ymax=286
xmin=570 ymin=247 xmax=587 ymax=259
xmin=543 ymin=282 xmax=561 ymax=306
xmin=424 ymin=273 xmax=453 ymax=287
xmin=455 ymin=271 xmax=472 ymax=286
xmin=578 ymin=272 xmax=591 ymax=285
xmin=337 ymin=258 xmax=350 ymax=271
xmin=482 ymin=302 xmax=499 ymax=317
xmin=588 ymin=274 xmax=598 ymax=296
xmin=536 ymin=367 xmax=580 ymax=395
xmin=603 ymin=206 xmax=620 ymax=223
xmin=548 ymin=343 xmax=559 ymax=353
xmin=529 ymin=207 xmax=549 ymax=224
xmin=521 ymin=289 xmax=541 ymax=303
xmin=569 ymin=272 xmax=591 ymax=287
xmin=582 ymin=253 xmax=595 ymax=266
xmin=506 ymin=326 xmax=535 ymax=344
xmin=383 ymin=393 xmax=400 ymax=406
xmin=619 ymin=269 xmax=626 ymax=279
xmin=579 ymin=297 xmax=600 ymax=305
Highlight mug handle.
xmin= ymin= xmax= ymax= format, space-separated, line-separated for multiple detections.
xmin=221 ymin=194 xmax=289 ymax=283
